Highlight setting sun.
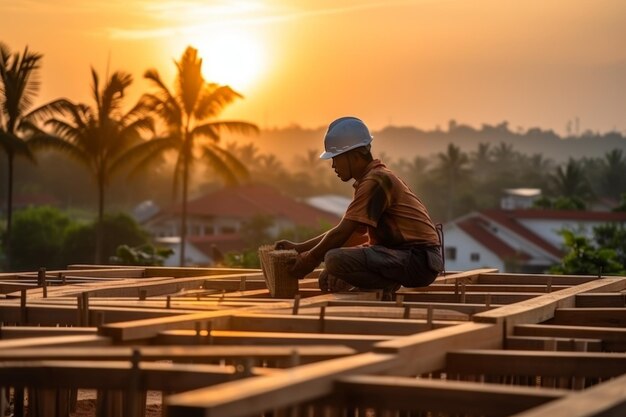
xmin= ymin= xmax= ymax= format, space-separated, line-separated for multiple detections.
xmin=192 ymin=27 xmax=267 ymax=92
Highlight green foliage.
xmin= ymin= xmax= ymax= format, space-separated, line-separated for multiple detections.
xmin=110 ymin=244 xmax=173 ymax=266
xmin=6 ymin=206 xmax=72 ymax=270
xmin=613 ymin=193 xmax=626 ymax=212
xmin=550 ymin=228 xmax=626 ymax=275
xmin=62 ymin=213 xmax=149 ymax=265
xmin=222 ymin=219 xmax=334 ymax=269
xmin=223 ymin=250 xmax=260 ymax=268
xmin=533 ymin=196 xmax=586 ymax=210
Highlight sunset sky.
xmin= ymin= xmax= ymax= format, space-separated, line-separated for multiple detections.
xmin=2 ymin=0 xmax=625 ymax=135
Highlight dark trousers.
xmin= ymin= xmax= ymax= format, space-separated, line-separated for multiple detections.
xmin=321 ymin=244 xmax=441 ymax=291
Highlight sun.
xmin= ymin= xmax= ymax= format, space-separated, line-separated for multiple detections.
xmin=193 ymin=27 xmax=266 ymax=92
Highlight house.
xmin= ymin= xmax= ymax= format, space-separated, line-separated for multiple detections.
xmin=143 ymin=184 xmax=341 ymax=266
xmin=443 ymin=209 xmax=626 ymax=273
xmin=500 ymin=188 xmax=541 ymax=210
xmin=305 ymin=194 xmax=352 ymax=217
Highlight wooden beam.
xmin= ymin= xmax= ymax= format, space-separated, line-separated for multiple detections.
xmin=0 ymin=360 xmax=267 ymax=391
xmin=513 ymin=324 xmax=626 ymax=351
xmin=505 ymin=336 xmax=602 ymax=352
xmin=549 ymin=308 xmax=626 ymax=328
xmin=374 ymin=322 xmax=502 ymax=375
xmin=477 ymin=273 xmax=599 ymax=286
xmin=509 ymin=372 xmax=626 ymax=417
xmin=165 ymin=352 xmax=397 ymax=417
xmin=334 ymin=375 xmax=568 ymax=417
xmin=0 ymin=335 xmax=110 ymax=349
xmin=430 ymin=268 xmax=499 ymax=284
xmin=576 ymin=293 xmax=626 ymax=308
xmin=473 ymin=277 xmax=626 ymax=334
xmin=228 ymin=313 xmax=463 ymax=336
xmin=0 ymin=345 xmax=355 ymax=363
xmin=408 ymin=284 xmax=570 ymax=293
xmin=397 ymin=292 xmax=537 ymax=304
xmin=157 ymin=329 xmax=392 ymax=352
xmin=0 ymin=326 xmax=97 ymax=339
xmin=446 ymin=350 xmax=626 ymax=378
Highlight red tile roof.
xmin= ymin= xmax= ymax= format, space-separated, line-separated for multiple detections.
xmin=479 ymin=210 xmax=564 ymax=258
xmin=161 ymin=184 xmax=341 ymax=228
xmin=499 ymin=209 xmax=626 ymax=221
xmin=457 ymin=217 xmax=531 ymax=261
xmin=188 ymin=234 xmax=247 ymax=256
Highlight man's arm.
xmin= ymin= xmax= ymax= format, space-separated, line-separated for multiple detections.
xmin=308 ymin=218 xmax=360 ymax=261
xmin=274 ymin=231 xmax=327 ymax=252
xmin=290 ymin=218 xmax=361 ymax=278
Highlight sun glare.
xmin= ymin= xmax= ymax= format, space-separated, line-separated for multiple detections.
xmin=193 ymin=28 xmax=267 ymax=92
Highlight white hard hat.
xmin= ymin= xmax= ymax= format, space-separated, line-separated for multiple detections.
xmin=319 ymin=117 xmax=373 ymax=159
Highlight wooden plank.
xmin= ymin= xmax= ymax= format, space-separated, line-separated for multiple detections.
xmin=374 ymin=322 xmax=502 ymax=375
xmin=0 ymin=360 xmax=264 ymax=391
xmin=157 ymin=329 xmax=392 ymax=352
xmin=505 ymin=336 xmax=602 ymax=352
xmin=549 ymin=308 xmax=626 ymax=328
xmin=0 ymin=326 xmax=97 ymax=339
xmin=408 ymin=284 xmax=570 ymax=293
xmin=166 ymin=352 xmax=397 ymax=417
xmin=228 ymin=313 xmax=462 ymax=336
xmin=334 ymin=375 xmax=568 ymax=417
xmin=397 ymin=292 xmax=538 ymax=304
xmin=446 ymin=350 xmax=626 ymax=378
xmin=327 ymin=300 xmax=494 ymax=315
xmin=477 ymin=273 xmax=599 ymax=285
xmin=473 ymin=277 xmax=626 ymax=334
xmin=575 ymin=293 xmax=626 ymax=308
xmin=514 ymin=324 xmax=626 ymax=351
xmin=509 ymin=372 xmax=626 ymax=417
xmin=0 ymin=345 xmax=356 ymax=363
xmin=0 ymin=335 xmax=111 ymax=349
xmin=430 ymin=268 xmax=499 ymax=284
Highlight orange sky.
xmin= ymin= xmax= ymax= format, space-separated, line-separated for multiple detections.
xmin=2 ymin=0 xmax=625 ymax=134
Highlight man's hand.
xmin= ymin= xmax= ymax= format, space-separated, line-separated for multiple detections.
xmin=289 ymin=251 xmax=320 ymax=279
xmin=274 ymin=240 xmax=301 ymax=252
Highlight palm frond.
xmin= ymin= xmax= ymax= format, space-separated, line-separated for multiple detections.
xmin=202 ymin=145 xmax=241 ymax=186
xmin=208 ymin=143 xmax=249 ymax=181
xmin=194 ymin=84 xmax=243 ymax=120
xmin=23 ymin=98 xmax=74 ymax=123
xmin=196 ymin=120 xmax=259 ymax=140
xmin=175 ymin=46 xmax=203 ymax=116
xmin=101 ymin=71 xmax=133 ymax=117
xmin=44 ymin=118 xmax=82 ymax=143
xmin=0 ymin=130 xmax=34 ymax=161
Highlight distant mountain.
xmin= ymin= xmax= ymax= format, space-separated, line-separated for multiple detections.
xmin=229 ymin=122 xmax=626 ymax=165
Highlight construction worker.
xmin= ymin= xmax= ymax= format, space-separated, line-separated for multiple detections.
xmin=275 ymin=116 xmax=442 ymax=300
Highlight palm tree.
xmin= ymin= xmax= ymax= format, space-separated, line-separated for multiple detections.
xmin=550 ymin=158 xmax=592 ymax=200
xmin=434 ymin=143 xmax=470 ymax=220
xmin=600 ymin=149 xmax=626 ymax=199
xmin=131 ymin=46 xmax=258 ymax=265
xmin=34 ymin=68 xmax=153 ymax=263
xmin=0 ymin=43 xmax=67 ymax=266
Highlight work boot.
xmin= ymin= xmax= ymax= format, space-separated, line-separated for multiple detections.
xmin=381 ymin=283 xmax=402 ymax=301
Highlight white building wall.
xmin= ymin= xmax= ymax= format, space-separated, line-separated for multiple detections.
xmin=443 ymin=226 xmax=504 ymax=272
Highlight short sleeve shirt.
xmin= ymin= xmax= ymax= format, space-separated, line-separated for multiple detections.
xmin=343 ymin=160 xmax=440 ymax=247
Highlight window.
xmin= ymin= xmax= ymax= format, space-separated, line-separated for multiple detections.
xmin=221 ymin=226 xmax=236 ymax=234
xmin=470 ymin=252 xmax=480 ymax=262
xmin=445 ymin=247 xmax=457 ymax=261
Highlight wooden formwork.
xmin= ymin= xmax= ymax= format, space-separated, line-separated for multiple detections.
xmin=0 ymin=266 xmax=625 ymax=417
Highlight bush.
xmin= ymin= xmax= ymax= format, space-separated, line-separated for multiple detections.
xmin=7 ymin=206 xmax=72 ymax=270
xmin=62 ymin=213 xmax=149 ymax=265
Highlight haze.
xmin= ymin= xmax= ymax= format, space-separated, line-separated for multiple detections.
xmin=2 ymin=0 xmax=625 ymax=134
